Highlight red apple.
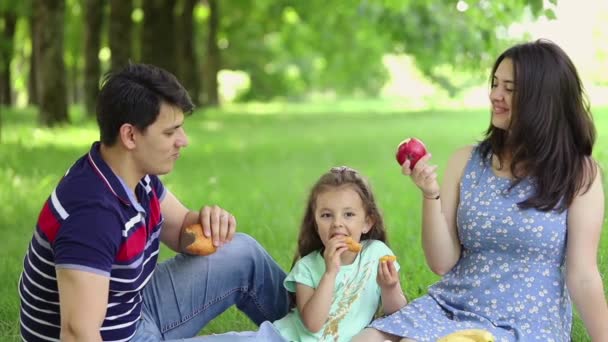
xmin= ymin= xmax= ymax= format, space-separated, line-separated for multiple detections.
xmin=395 ymin=137 xmax=427 ymax=169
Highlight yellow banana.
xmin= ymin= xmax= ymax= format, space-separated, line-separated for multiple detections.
xmin=437 ymin=329 xmax=495 ymax=342
xmin=455 ymin=329 xmax=495 ymax=342
xmin=437 ymin=335 xmax=476 ymax=342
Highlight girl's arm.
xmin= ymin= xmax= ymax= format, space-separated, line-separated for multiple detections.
xmin=565 ymin=162 xmax=608 ymax=341
xmin=405 ymin=146 xmax=471 ymax=275
xmin=378 ymin=260 xmax=407 ymax=315
xmin=295 ymin=273 xmax=337 ymax=333
xmin=297 ymin=236 xmax=346 ymax=333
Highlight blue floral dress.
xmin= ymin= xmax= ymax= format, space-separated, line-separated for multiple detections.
xmin=370 ymin=146 xmax=571 ymax=341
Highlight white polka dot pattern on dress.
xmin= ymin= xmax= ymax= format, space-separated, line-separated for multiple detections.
xmin=370 ymin=146 xmax=571 ymax=342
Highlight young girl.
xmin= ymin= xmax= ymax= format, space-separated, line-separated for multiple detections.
xmin=196 ymin=166 xmax=408 ymax=341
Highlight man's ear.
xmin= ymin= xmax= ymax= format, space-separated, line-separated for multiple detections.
xmin=118 ymin=123 xmax=137 ymax=150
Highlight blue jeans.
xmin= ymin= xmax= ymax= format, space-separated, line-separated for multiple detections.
xmin=189 ymin=321 xmax=287 ymax=342
xmin=132 ymin=233 xmax=290 ymax=341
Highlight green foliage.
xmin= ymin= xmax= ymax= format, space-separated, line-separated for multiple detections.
xmin=212 ymin=0 xmax=558 ymax=100
xmin=3 ymin=0 xmax=562 ymax=104
xmin=363 ymin=1 xmax=559 ymax=93
xmin=1 ymin=104 xmax=607 ymax=340
xmin=64 ymin=0 xmax=84 ymax=72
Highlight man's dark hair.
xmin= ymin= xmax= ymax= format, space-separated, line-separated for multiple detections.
xmin=96 ymin=63 xmax=194 ymax=145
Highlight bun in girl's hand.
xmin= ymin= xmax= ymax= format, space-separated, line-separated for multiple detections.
xmin=380 ymin=255 xmax=397 ymax=263
xmin=184 ymin=224 xmax=217 ymax=256
xmin=345 ymin=237 xmax=362 ymax=253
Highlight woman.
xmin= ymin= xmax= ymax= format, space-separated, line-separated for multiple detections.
xmin=354 ymin=39 xmax=608 ymax=341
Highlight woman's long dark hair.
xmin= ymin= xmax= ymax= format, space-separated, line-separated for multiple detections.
xmin=480 ymin=39 xmax=597 ymax=212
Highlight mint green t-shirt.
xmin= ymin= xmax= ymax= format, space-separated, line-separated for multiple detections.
xmin=272 ymin=240 xmax=399 ymax=342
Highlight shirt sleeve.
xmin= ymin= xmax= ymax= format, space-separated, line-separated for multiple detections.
xmin=53 ymin=207 xmax=122 ymax=277
xmin=284 ymin=254 xmax=318 ymax=292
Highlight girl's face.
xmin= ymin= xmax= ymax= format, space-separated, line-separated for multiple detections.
xmin=314 ymin=185 xmax=372 ymax=247
xmin=490 ymin=58 xmax=514 ymax=131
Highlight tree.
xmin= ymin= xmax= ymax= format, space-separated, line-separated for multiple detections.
xmin=0 ymin=10 xmax=16 ymax=105
xmin=84 ymin=0 xmax=103 ymax=116
xmin=363 ymin=1 xmax=558 ymax=93
xmin=175 ymin=0 xmax=199 ymax=104
xmin=109 ymin=0 xmax=132 ymax=72
xmin=28 ymin=13 xmax=37 ymax=105
xmin=0 ymin=0 xmax=563 ymax=110
xmin=216 ymin=0 xmax=558 ymax=101
xmin=141 ymin=0 xmax=176 ymax=74
xmin=33 ymin=0 xmax=68 ymax=125
xmin=203 ymin=0 xmax=219 ymax=105
xmin=64 ymin=0 xmax=84 ymax=105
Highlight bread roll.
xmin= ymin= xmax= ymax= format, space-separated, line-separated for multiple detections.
xmin=184 ymin=223 xmax=217 ymax=256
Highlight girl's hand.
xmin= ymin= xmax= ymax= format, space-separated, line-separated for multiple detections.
xmin=377 ymin=259 xmax=400 ymax=289
xmin=401 ymin=154 xmax=440 ymax=199
xmin=323 ymin=236 xmax=347 ymax=275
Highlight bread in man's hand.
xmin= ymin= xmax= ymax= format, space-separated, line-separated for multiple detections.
xmin=184 ymin=224 xmax=217 ymax=256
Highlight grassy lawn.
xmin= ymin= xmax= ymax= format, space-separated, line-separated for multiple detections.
xmin=1 ymin=104 xmax=607 ymax=341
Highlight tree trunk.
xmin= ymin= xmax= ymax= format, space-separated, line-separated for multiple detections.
xmin=141 ymin=0 xmax=176 ymax=75
xmin=0 ymin=11 xmax=17 ymax=106
xmin=84 ymin=0 xmax=103 ymax=116
xmin=203 ymin=0 xmax=220 ymax=106
xmin=109 ymin=0 xmax=132 ymax=71
xmin=28 ymin=14 xmax=38 ymax=105
xmin=175 ymin=0 xmax=199 ymax=105
xmin=33 ymin=0 xmax=69 ymax=126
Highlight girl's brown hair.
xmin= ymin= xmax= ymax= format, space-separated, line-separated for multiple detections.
xmin=291 ymin=166 xmax=387 ymax=269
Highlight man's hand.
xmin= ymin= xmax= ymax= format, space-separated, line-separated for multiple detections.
xmin=199 ymin=205 xmax=236 ymax=247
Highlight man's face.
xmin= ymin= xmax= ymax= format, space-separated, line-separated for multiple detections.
xmin=133 ymin=102 xmax=188 ymax=176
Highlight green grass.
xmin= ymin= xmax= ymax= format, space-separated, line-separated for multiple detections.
xmin=1 ymin=104 xmax=607 ymax=341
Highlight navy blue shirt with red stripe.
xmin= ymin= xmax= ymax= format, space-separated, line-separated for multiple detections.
xmin=19 ymin=142 xmax=165 ymax=341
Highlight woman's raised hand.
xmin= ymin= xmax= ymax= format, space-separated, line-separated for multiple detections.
xmin=401 ymin=153 xmax=440 ymax=199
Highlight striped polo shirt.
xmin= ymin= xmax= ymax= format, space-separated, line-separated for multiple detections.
xmin=18 ymin=142 xmax=165 ymax=341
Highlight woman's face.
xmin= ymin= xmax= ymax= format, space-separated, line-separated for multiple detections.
xmin=489 ymin=58 xmax=514 ymax=131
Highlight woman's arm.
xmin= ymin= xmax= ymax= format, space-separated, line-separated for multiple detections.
xmin=565 ymin=162 xmax=608 ymax=341
xmin=407 ymin=146 xmax=471 ymax=275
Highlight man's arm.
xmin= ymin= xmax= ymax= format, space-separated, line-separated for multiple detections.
xmin=56 ymin=268 xmax=109 ymax=341
xmin=159 ymin=190 xmax=236 ymax=253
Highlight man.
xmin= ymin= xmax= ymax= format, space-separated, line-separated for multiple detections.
xmin=18 ymin=63 xmax=290 ymax=341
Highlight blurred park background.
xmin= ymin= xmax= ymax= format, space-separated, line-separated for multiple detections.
xmin=1 ymin=0 xmax=607 ymax=341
